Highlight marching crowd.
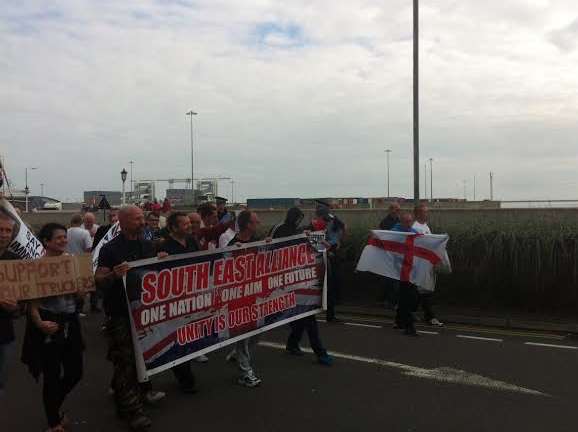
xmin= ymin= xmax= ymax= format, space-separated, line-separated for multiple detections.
xmin=0 ymin=197 xmax=440 ymax=431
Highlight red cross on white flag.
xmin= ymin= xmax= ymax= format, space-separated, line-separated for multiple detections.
xmin=356 ymin=230 xmax=451 ymax=291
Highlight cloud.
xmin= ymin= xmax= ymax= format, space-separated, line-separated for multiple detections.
xmin=1 ymin=0 xmax=578 ymax=203
xmin=548 ymin=18 xmax=578 ymax=52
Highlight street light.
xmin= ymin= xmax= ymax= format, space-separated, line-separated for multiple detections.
xmin=121 ymin=168 xmax=128 ymax=205
xmin=412 ymin=0 xmax=420 ymax=206
xmin=230 ymin=180 xmax=235 ymax=205
xmin=185 ymin=110 xmax=198 ymax=204
xmin=40 ymin=183 xmax=45 ymax=197
xmin=129 ymin=161 xmax=134 ymax=195
xmin=25 ymin=166 xmax=38 ymax=213
xmin=385 ymin=149 xmax=392 ymax=198
xmin=429 ymin=158 xmax=433 ymax=202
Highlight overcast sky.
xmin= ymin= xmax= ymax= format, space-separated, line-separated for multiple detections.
xmin=1 ymin=0 xmax=578 ymax=203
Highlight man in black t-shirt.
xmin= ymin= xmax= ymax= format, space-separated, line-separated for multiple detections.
xmin=379 ymin=201 xmax=401 ymax=230
xmin=157 ymin=212 xmax=200 ymax=392
xmin=95 ymin=206 xmax=157 ymax=431
xmin=0 ymin=212 xmax=19 ymax=395
xmin=270 ymin=208 xmax=333 ymax=366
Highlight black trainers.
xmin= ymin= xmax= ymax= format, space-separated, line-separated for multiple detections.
xmin=285 ymin=347 xmax=305 ymax=356
xmin=129 ymin=412 xmax=152 ymax=431
xmin=404 ymin=326 xmax=419 ymax=337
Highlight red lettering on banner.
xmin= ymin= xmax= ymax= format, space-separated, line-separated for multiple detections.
xmin=307 ymin=249 xmax=316 ymax=264
xmin=171 ymin=268 xmax=184 ymax=297
xmin=264 ymin=252 xmax=272 ymax=274
xmin=234 ymin=255 xmax=246 ymax=282
xmin=289 ymin=246 xmax=298 ymax=268
xmin=255 ymin=253 xmax=265 ymax=278
xmin=245 ymin=254 xmax=256 ymax=279
xmin=157 ymin=270 xmax=171 ymax=301
xmin=141 ymin=273 xmax=157 ymax=305
xmin=222 ymin=258 xmax=234 ymax=284
xmin=297 ymin=244 xmax=307 ymax=265
xmin=197 ymin=262 xmax=209 ymax=289
xmin=213 ymin=259 xmax=224 ymax=285
xmin=217 ymin=314 xmax=226 ymax=332
xmin=184 ymin=266 xmax=195 ymax=294
xmin=281 ymin=248 xmax=290 ymax=270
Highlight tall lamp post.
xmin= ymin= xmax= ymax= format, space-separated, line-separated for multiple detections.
xmin=412 ymin=0 xmax=420 ymax=206
xmin=385 ymin=149 xmax=392 ymax=198
xmin=185 ymin=110 xmax=198 ymax=204
xmin=25 ymin=166 xmax=38 ymax=213
xmin=428 ymin=158 xmax=433 ymax=202
xmin=129 ymin=160 xmax=134 ymax=196
xmin=230 ymin=180 xmax=235 ymax=205
xmin=121 ymin=168 xmax=128 ymax=205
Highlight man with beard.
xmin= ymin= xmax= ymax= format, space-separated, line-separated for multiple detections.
xmin=95 ymin=206 xmax=164 ymax=430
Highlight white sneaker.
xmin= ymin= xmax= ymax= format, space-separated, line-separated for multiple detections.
xmin=429 ymin=318 xmax=444 ymax=327
xmin=237 ymin=374 xmax=261 ymax=388
xmin=195 ymin=354 xmax=209 ymax=363
xmin=79 ymin=313 xmax=87 ymax=318
xmin=145 ymin=390 xmax=166 ymax=404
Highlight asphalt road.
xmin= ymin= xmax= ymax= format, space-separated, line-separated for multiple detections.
xmin=2 ymin=313 xmax=577 ymax=432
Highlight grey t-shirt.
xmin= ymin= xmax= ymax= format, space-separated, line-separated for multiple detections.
xmin=67 ymin=227 xmax=92 ymax=255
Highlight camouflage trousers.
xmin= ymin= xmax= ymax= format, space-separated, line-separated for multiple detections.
xmin=106 ymin=318 xmax=144 ymax=418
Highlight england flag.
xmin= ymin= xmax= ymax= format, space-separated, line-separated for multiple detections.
xmin=356 ymin=230 xmax=451 ymax=291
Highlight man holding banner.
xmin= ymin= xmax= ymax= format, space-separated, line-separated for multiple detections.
xmin=157 ymin=211 xmax=200 ymax=392
xmin=226 ymin=210 xmax=265 ymax=387
xmin=95 ymin=206 xmax=157 ymax=431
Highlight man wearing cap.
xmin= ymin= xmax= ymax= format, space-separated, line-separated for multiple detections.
xmin=308 ymin=200 xmax=345 ymax=323
xmin=216 ymin=197 xmax=232 ymax=224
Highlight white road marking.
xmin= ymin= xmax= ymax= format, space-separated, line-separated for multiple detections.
xmin=258 ymin=341 xmax=547 ymax=397
xmin=344 ymin=322 xmax=382 ymax=329
xmin=417 ymin=330 xmax=439 ymax=335
xmin=524 ymin=342 xmax=578 ymax=350
xmin=457 ymin=335 xmax=503 ymax=342
xmin=317 ymin=319 xmax=327 ymax=323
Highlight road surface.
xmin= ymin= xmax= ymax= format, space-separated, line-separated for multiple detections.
xmin=2 ymin=313 xmax=577 ymax=431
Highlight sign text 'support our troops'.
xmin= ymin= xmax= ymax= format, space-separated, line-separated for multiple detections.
xmin=136 ymin=243 xmax=319 ymax=331
xmin=0 ymin=255 xmax=95 ymax=302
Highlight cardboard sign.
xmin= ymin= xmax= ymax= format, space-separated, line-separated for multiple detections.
xmin=0 ymin=254 xmax=95 ymax=302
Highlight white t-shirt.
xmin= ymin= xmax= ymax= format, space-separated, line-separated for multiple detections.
xmin=219 ymin=228 xmax=237 ymax=249
xmin=81 ymin=223 xmax=100 ymax=238
xmin=412 ymin=221 xmax=431 ymax=235
xmin=67 ymin=227 xmax=93 ymax=255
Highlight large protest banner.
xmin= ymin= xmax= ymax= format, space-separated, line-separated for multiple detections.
xmin=124 ymin=234 xmax=326 ymax=381
xmin=0 ymin=198 xmax=45 ymax=259
xmin=0 ymin=254 xmax=95 ymax=302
